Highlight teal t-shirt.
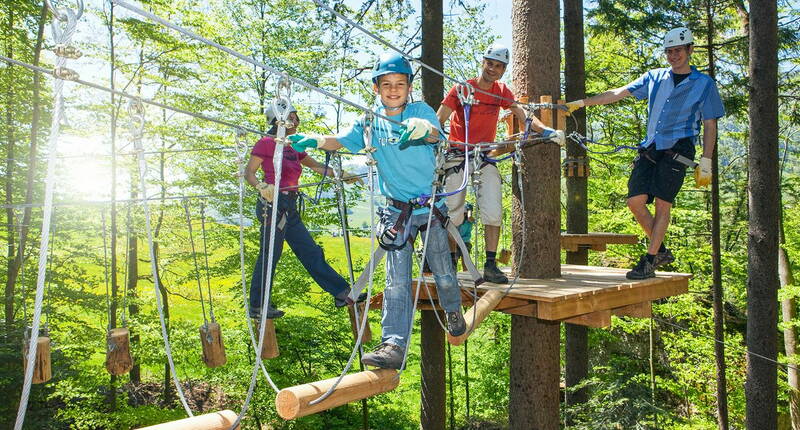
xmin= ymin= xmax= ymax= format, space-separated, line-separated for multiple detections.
xmin=337 ymin=102 xmax=442 ymax=203
xmin=458 ymin=220 xmax=473 ymax=244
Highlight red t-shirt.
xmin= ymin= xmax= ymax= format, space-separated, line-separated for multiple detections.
xmin=251 ymin=136 xmax=307 ymax=190
xmin=441 ymin=78 xmax=515 ymax=147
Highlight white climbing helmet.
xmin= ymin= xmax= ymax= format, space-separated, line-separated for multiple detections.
xmin=483 ymin=44 xmax=510 ymax=65
xmin=265 ymin=99 xmax=296 ymax=124
xmin=663 ymin=27 xmax=694 ymax=50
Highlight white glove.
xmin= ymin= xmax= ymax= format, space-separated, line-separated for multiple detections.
xmin=541 ymin=127 xmax=565 ymax=146
xmin=399 ymin=118 xmax=434 ymax=143
xmin=257 ymin=182 xmax=275 ymax=201
xmin=694 ymin=157 xmax=712 ymax=187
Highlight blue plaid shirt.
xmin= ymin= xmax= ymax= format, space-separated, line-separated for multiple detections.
xmin=627 ymin=66 xmax=725 ymax=150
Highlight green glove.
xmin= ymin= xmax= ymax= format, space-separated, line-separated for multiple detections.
xmin=288 ymin=134 xmax=324 ymax=153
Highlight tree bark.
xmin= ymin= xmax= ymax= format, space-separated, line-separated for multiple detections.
xmin=420 ymin=1 xmax=446 ymax=428
xmin=4 ymin=1 xmax=16 ymax=337
xmin=563 ymin=0 xmax=589 ymax=414
xmin=706 ymin=3 xmax=730 ymax=427
xmin=510 ymin=0 xmax=561 ymax=428
xmin=780 ymin=220 xmax=799 ymax=429
xmin=746 ymin=0 xmax=779 ymax=427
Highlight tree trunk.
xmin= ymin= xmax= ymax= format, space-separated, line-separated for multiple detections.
xmin=563 ymin=0 xmax=589 ymax=414
xmin=510 ymin=0 xmax=561 ymax=428
xmin=746 ymin=0 xmax=779 ymax=427
xmin=706 ymin=3 xmax=730 ymax=428
xmin=780 ymin=223 xmax=799 ymax=429
xmin=107 ymin=0 xmax=119 ymax=408
xmin=127 ymin=207 xmax=140 ymax=383
xmin=420 ymin=1 xmax=446 ymax=428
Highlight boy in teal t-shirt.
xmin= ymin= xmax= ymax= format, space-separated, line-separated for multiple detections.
xmin=287 ymin=52 xmax=466 ymax=370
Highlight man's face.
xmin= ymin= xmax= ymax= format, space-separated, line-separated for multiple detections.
xmin=664 ymin=44 xmax=692 ymax=70
xmin=481 ymin=58 xmax=507 ymax=82
xmin=374 ymin=73 xmax=411 ymax=109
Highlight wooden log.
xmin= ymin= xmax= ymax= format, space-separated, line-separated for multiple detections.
xmin=276 ymin=369 xmax=399 ymax=420
xmin=200 ymin=322 xmax=227 ymax=368
xmin=448 ymin=290 xmax=505 ymax=345
xmin=23 ymin=335 xmax=52 ymax=384
xmin=105 ymin=327 xmax=133 ymax=376
xmin=255 ymin=319 xmax=279 ymax=359
xmin=348 ymin=301 xmax=372 ymax=344
xmin=135 ymin=409 xmax=239 ymax=430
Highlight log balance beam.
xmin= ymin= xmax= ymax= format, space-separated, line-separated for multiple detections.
xmin=448 ymin=289 xmax=505 ymax=345
xmin=135 ymin=410 xmax=238 ymax=430
xmin=276 ymin=369 xmax=399 ymax=420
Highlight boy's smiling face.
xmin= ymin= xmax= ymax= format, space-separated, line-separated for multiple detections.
xmin=374 ymin=73 xmax=411 ymax=111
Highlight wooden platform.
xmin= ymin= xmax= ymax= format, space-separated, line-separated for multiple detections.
xmin=560 ymin=232 xmax=639 ymax=252
xmin=370 ymin=264 xmax=690 ymax=328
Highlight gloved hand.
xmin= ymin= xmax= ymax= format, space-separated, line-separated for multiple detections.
xmin=288 ymin=134 xmax=324 ymax=153
xmin=342 ymin=170 xmax=364 ymax=185
xmin=398 ymin=118 xmax=434 ymax=144
xmin=541 ymin=127 xmax=566 ymax=146
xmin=256 ymin=183 xmax=275 ymax=202
xmin=562 ymin=99 xmax=585 ymax=116
xmin=694 ymin=157 xmax=712 ymax=187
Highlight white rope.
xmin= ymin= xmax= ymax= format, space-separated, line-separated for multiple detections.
xmin=231 ymin=79 xmax=294 ymax=429
xmin=307 ymin=115 xmax=377 ymax=405
xmin=234 ymin=129 xmax=280 ymax=392
xmin=129 ymin=98 xmax=194 ymax=416
xmin=14 ymin=2 xmax=83 ymax=428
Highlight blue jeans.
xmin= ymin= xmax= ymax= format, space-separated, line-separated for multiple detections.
xmin=380 ymin=204 xmax=461 ymax=349
xmin=249 ymin=194 xmax=349 ymax=312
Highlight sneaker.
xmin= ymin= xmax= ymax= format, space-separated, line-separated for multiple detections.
xmin=653 ymin=248 xmax=675 ymax=268
xmin=626 ymin=255 xmax=656 ymax=280
xmin=483 ymin=261 xmax=509 ymax=284
xmin=446 ymin=311 xmax=466 ymax=337
xmin=334 ymin=291 xmax=368 ymax=308
xmin=249 ymin=303 xmax=285 ymax=320
xmin=361 ymin=342 xmax=405 ymax=370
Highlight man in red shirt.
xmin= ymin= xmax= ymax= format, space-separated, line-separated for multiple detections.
xmin=436 ymin=44 xmax=555 ymax=283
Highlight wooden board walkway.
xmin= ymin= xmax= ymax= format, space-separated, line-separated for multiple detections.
xmin=560 ymin=232 xmax=639 ymax=252
xmin=370 ymin=264 xmax=690 ymax=328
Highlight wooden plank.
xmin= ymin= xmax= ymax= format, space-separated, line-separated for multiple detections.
xmin=562 ymin=310 xmax=611 ymax=328
xmin=560 ymin=233 xmax=639 ymax=251
xmin=557 ymin=99 xmax=566 ymax=131
xmin=498 ymin=303 xmax=538 ymax=317
xmin=612 ymin=301 xmax=652 ymax=318
xmin=540 ymin=95 xmax=553 ymax=128
xmin=537 ymin=278 xmax=688 ymax=320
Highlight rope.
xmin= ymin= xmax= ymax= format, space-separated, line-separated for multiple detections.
xmin=307 ymin=114 xmax=377 ymax=406
xmin=199 ymin=201 xmax=216 ymax=321
xmin=129 ymin=98 xmax=194 ymax=416
xmin=231 ymin=83 xmax=294 ymax=429
xmin=15 ymin=1 xmax=83 ymax=428
xmin=182 ymin=199 xmax=209 ymax=325
xmin=233 ymin=129 xmax=280 ymax=392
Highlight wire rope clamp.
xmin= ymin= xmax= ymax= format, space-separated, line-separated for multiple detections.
xmin=53 ymin=44 xmax=82 ymax=59
xmin=22 ymin=327 xmax=52 ymax=384
xmin=199 ymin=321 xmax=227 ymax=368
xmin=53 ymin=66 xmax=79 ymax=81
xmin=105 ymin=327 xmax=133 ymax=376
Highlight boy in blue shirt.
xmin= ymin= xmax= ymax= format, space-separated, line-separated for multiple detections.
xmin=564 ymin=27 xmax=725 ymax=279
xmin=288 ymin=52 xmax=466 ymax=369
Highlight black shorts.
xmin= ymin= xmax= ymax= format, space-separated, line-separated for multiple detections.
xmin=627 ymin=138 xmax=696 ymax=204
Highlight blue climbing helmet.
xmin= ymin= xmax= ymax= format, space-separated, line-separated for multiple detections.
xmin=371 ymin=52 xmax=414 ymax=84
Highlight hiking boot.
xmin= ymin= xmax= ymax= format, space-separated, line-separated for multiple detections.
xmin=483 ymin=261 xmax=509 ymax=284
xmin=334 ymin=290 xmax=368 ymax=308
xmin=249 ymin=303 xmax=285 ymax=320
xmin=653 ymin=248 xmax=675 ymax=268
xmin=361 ymin=342 xmax=405 ymax=370
xmin=626 ymin=255 xmax=656 ymax=280
xmin=446 ymin=310 xmax=467 ymax=337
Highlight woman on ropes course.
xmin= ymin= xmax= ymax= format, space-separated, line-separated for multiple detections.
xmin=436 ymin=44 xmax=558 ymax=284
xmin=288 ymin=52 xmax=467 ymax=370
xmin=244 ymin=101 xmax=365 ymax=319
xmin=562 ymin=27 xmax=725 ymax=280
